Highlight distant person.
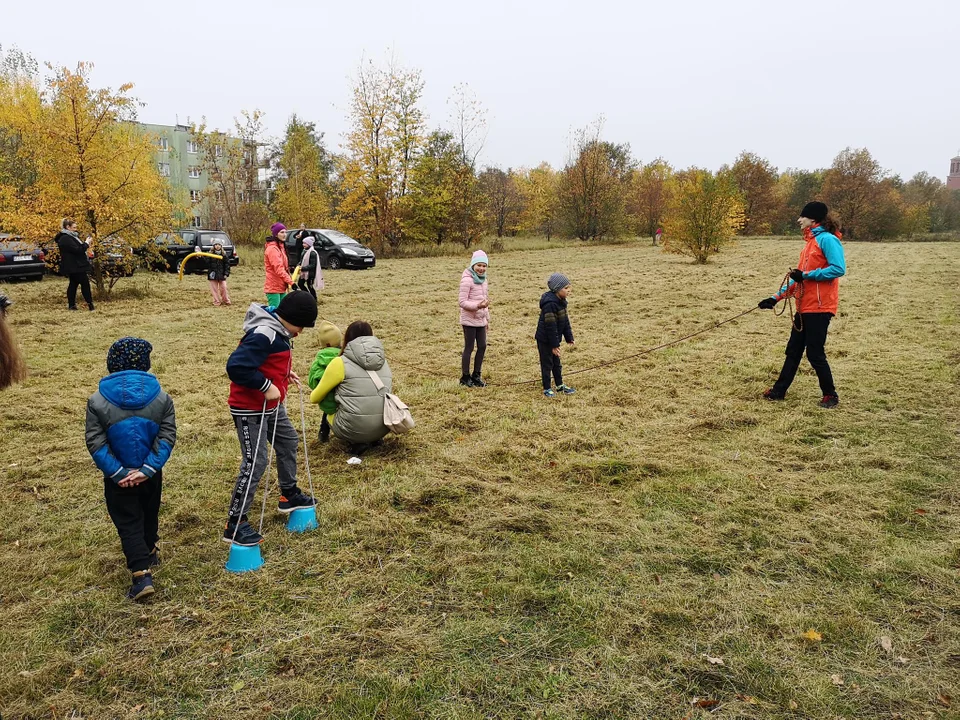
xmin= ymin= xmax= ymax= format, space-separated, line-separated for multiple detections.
xmin=224 ymin=292 xmax=318 ymax=547
xmin=85 ymin=338 xmax=176 ymax=601
xmin=54 ymin=218 xmax=95 ymax=311
xmin=307 ymin=320 xmax=343 ymax=442
xmin=654 ymin=227 xmax=663 ymax=246
xmin=309 ymin=320 xmax=392 ymax=454
xmin=264 ymin=223 xmax=292 ymax=308
xmin=297 ymin=236 xmax=323 ymax=301
xmin=207 ymin=240 xmax=232 ymax=306
xmin=458 ymin=250 xmax=490 ymax=387
xmin=535 ymin=273 xmax=576 ymax=398
xmin=0 ymin=293 xmax=27 ymax=390
xmin=758 ymin=201 xmax=846 ymax=408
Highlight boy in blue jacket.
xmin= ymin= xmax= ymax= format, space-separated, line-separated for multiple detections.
xmin=85 ymin=337 xmax=176 ymax=601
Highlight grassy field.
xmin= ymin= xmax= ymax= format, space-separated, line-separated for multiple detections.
xmin=0 ymin=238 xmax=957 ymax=719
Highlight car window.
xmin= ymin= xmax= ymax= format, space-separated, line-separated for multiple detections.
xmin=0 ymin=241 xmax=31 ymax=252
xmin=200 ymin=232 xmax=231 ymax=245
xmin=320 ymin=231 xmax=360 ymax=246
xmin=180 ymin=231 xmax=197 ymax=244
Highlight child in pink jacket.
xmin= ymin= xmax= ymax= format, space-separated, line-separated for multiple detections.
xmin=458 ymin=250 xmax=489 ymax=387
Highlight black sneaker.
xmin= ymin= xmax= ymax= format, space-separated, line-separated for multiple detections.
xmin=819 ymin=394 xmax=839 ymax=409
xmin=278 ymin=489 xmax=316 ymax=514
xmin=471 ymin=372 xmax=486 ymax=387
xmin=127 ymin=571 xmax=154 ymax=601
xmin=459 ymin=374 xmax=475 ymax=387
xmin=763 ymin=388 xmax=785 ymax=401
xmin=319 ymin=415 xmax=330 ymax=443
xmin=68 ymin=305 xmax=78 ymax=311
xmin=148 ymin=545 xmax=160 ymax=568
xmin=223 ymin=520 xmax=263 ymax=546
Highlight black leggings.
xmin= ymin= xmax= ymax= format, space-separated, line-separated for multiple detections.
xmin=297 ymin=277 xmax=317 ymax=300
xmin=462 ymin=325 xmax=487 ymax=377
xmin=67 ymin=272 xmax=93 ymax=308
xmin=772 ymin=312 xmax=836 ymax=397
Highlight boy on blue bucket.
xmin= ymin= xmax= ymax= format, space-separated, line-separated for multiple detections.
xmin=85 ymin=337 xmax=177 ymax=601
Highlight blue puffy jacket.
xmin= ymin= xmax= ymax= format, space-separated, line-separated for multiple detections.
xmin=85 ymin=370 xmax=176 ymax=483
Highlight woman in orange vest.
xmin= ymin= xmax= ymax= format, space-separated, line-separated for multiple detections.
xmin=758 ymin=202 xmax=846 ymax=408
xmin=264 ymin=223 xmax=292 ymax=307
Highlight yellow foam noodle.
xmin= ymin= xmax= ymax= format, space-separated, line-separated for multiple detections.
xmin=178 ymin=252 xmax=227 ymax=281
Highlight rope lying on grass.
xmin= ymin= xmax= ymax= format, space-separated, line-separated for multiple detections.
xmin=395 ymin=305 xmax=760 ymax=389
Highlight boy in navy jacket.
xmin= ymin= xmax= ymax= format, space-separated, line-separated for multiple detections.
xmin=85 ymin=337 xmax=176 ymax=601
xmin=224 ymin=292 xmax=318 ymax=547
xmin=535 ymin=273 xmax=576 ymax=397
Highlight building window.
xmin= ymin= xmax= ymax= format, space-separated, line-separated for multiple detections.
xmin=157 ymin=137 xmax=169 ymax=151
xmin=193 ymin=215 xmax=203 ymax=228
xmin=187 ymin=140 xmax=199 ymax=154
xmin=237 ymin=190 xmax=245 ymax=202
xmin=217 ymin=217 xmax=224 ymax=229
xmin=190 ymin=190 xmax=202 ymax=202
xmin=215 ymin=144 xmax=223 ymax=157
xmin=188 ymin=166 xmax=201 ymax=178
xmin=158 ymin=162 xmax=170 ymax=177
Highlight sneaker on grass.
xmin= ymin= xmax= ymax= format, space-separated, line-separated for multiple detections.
xmin=543 ymin=388 xmax=557 ymax=398
xmin=278 ymin=489 xmax=317 ymax=514
xmin=222 ymin=520 xmax=263 ymax=546
xmin=763 ymin=388 xmax=785 ymax=401
xmin=819 ymin=394 xmax=839 ymax=409
xmin=127 ymin=571 xmax=154 ymax=602
xmin=556 ymin=384 xmax=576 ymax=395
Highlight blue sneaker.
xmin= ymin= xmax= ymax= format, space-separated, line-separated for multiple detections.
xmin=127 ymin=571 xmax=154 ymax=602
xmin=557 ymin=384 xmax=576 ymax=395
xmin=543 ymin=389 xmax=557 ymax=398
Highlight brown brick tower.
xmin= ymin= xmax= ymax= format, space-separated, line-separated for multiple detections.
xmin=949 ymin=154 xmax=960 ymax=190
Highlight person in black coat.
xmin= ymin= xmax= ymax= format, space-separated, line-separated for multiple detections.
xmin=54 ymin=218 xmax=94 ymax=311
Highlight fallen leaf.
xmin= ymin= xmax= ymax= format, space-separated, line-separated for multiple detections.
xmin=937 ymin=694 xmax=951 ymax=708
xmin=498 ymin=635 xmax=509 ymax=645
xmin=914 ymin=508 xmax=928 ymax=515
xmin=830 ymin=674 xmax=844 ymax=686
xmin=895 ymin=656 xmax=909 ymax=665
xmin=735 ymin=693 xmax=757 ymax=704
xmin=711 ymin=573 xmax=722 ymax=581
xmin=18 ymin=670 xmax=31 ymax=677
xmin=131 ymin=704 xmax=144 ymax=713
xmin=801 ymin=628 xmax=823 ymax=642
xmin=71 ymin=668 xmax=83 ymax=679
xmin=789 ymin=700 xmax=798 ymax=709
xmin=693 ymin=697 xmax=719 ymax=709
xmin=566 ymin=572 xmax=574 ymax=579
xmin=705 ymin=655 xmax=725 ymax=666
xmin=222 ymin=642 xmax=233 ymax=657
xmin=231 ymin=680 xmax=245 ymax=691
xmin=879 ymin=635 xmax=893 ymax=654
xmin=654 ymin=574 xmax=662 ymax=585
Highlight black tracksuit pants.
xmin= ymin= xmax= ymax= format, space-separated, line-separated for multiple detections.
xmin=67 ymin=272 xmax=93 ymax=308
xmin=772 ymin=312 xmax=837 ymax=397
xmin=537 ymin=341 xmax=563 ymax=390
xmin=103 ymin=471 xmax=162 ymax=573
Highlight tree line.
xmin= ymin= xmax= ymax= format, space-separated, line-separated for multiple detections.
xmin=2 ymin=47 xmax=959 ymax=283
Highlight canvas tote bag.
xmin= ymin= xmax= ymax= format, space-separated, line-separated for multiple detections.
xmin=366 ymin=369 xmax=415 ymax=434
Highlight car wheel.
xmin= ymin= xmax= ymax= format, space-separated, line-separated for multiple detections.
xmin=328 ymin=255 xmax=342 ymax=270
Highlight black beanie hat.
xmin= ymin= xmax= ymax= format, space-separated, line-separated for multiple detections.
xmin=800 ymin=201 xmax=828 ymax=223
xmin=275 ymin=291 xmax=317 ymax=328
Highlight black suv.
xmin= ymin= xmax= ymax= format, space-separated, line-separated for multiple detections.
xmin=285 ymin=229 xmax=376 ymax=270
xmin=151 ymin=229 xmax=239 ymax=274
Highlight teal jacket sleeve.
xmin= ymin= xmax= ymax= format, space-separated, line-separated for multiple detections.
xmin=805 ymin=234 xmax=846 ymax=281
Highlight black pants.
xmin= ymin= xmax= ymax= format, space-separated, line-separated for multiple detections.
xmin=297 ymin=277 xmax=317 ymax=300
xmin=67 ymin=272 xmax=93 ymax=308
xmin=537 ymin=341 xmax=563 ymax=390
xmin=772 ymin=312 xmax=836 ymax=397
xmin=103 ymin=471 xmax=162 ymax=573
xmin=462 ymin=325 xmax=487 ymax=377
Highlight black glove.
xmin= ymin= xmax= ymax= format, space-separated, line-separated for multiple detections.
xmin=789 ymin=269 xmax=804 ymax=283
xmin=758 ymin=297 xmax=777 ymax=310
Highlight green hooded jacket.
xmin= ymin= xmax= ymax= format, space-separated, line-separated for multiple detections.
xmin=308 ymin=346 xmax=341 ymax=415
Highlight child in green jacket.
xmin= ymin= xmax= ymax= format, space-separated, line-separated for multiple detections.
xmin=308 ymin=321 xmax=343 ymax=442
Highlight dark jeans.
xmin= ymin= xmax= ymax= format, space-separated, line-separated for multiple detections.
xmin=297 ymin=277 xmax=317 ymax=300
xmin=462 ymin=325 xmax=487 ymax=376
xmin=67 ymin=272 xmax=93 ymax=308
xmin=103 ymin=471 xmax=162 ymax=573
xmin=772 ymin=312 xmax=836 ymax=397
xmin=537 ymin=341 xmax=563 ymax=390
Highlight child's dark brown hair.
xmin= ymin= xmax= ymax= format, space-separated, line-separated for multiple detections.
xmin=0 ymin=295 xmax=27 ymax=390
xmin=341 ymin=320 xmax=374 ymax=351
xmin=822 ymin=211 xmax=842 ymax=235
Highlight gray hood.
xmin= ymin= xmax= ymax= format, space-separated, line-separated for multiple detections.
xmin=241 ymin=303 xmax=291 ymax=338
xmin=342 ymin=336 xmax=385 ymax=371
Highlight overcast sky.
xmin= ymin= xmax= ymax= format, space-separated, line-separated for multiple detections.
xmin=4 ymin=0 xmax=958 ymax=180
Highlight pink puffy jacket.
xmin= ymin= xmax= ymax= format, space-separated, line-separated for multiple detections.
xmin=458 ymin=269 xmax=489 ymax=327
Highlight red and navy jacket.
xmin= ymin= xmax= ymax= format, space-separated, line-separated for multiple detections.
xmin=227 ymin=303 xmax=293 ymax=415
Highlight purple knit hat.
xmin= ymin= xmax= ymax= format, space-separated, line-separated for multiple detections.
xmin=270 ymin=222 xmax=286 ymax=238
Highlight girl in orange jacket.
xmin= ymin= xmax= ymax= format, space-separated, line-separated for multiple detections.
xmin=264 ymin=222 xmax=292 ymax=307
xmin=758 ymin=202 xmax=845 ymax=408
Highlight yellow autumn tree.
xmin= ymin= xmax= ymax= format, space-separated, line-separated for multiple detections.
xmin=0 ymin=62 xmax=176 ymax=295
xmin=664 ymin=169 xmax=745 ymax=264
xmin=516 ymin=163 xmax=560 ymax=240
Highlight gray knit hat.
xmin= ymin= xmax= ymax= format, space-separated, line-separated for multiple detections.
xmin=547 ymin=272 xmax=570 ymax=293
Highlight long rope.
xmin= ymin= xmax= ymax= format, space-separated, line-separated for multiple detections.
xmin=773 ymin=271 xmax=804 ymax=332
xmin=394 ymin=305 xmax=759 ymax=388
xmin=297 ymin=384 xmax=316 ymax=500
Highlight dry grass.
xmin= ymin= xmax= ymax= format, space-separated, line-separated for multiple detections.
xmin=0 ymin=238 xmax=957 ymax=719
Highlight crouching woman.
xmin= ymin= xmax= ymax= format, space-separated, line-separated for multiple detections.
xmin=309 ymin=320 xmax=392 ymax=453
